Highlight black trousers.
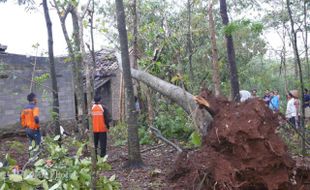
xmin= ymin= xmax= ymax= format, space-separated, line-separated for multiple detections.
xmin=93 ymin=132 xmax=107 ymax=157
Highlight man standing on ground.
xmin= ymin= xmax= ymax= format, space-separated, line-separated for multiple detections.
xmin=286 ymin=90 xmax=299 ymax=128
xmin=20 ymin=93 xmax=41 ymax=146
xmin=91 ymin=95 xmax=112 ymax=158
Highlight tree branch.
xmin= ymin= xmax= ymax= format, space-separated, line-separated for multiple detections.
xmin=149 ymin=126 xmax=182 ymax=153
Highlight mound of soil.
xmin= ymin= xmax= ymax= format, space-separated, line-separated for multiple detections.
xmin=169 ymin=91 xmax=310 ymax=190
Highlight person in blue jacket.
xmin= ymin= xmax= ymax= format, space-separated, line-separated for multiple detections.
xmin=269 ymin=91 xmax=279 ymax=112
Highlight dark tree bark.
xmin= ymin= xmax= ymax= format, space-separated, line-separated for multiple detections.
xmin=208 ymin=2 xmax=221 ymax=97
xmin=219 ymin=0 xmax=240 ymax=101
xmin=115 ymin=0 xmax=143 ymax=168
xmin=286 ymin=0 xmax=306 ymax=155
xmin=42 ymin=0 xmax=60 ymax=136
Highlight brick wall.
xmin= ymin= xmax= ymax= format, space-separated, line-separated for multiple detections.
xmin=0 ymin=53 xmax=75 ymax=127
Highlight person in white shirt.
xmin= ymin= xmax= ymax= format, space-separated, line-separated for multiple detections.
xmin=240 ymin=90 xmax=252 ymax=102
xmin=285 ymin=90 xmax=299 ymax=128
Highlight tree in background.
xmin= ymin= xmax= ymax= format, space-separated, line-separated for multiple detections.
xmin=42 ymin=0 xmax=61 ymax=137
xmin=53 ymin=0 xmax=87 ymax=137
xmin=286 ymin=0 xmax=306 ymax=155
xmin=208 ymin=1 xmax=221 ymax=96
xmin=187 ymin=0 xmax=193 ymax=86
xmin=115 ymin=0 xmax=143 ymax=168
xmin=219 ymin=0 xmax=240 ymax=101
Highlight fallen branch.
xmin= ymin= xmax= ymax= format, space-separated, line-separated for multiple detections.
xmin=149 ymin=126 xmax=183 ymax=153
xmin=21 ymin=146 xmax=45 ymax=172
xmin=140 ymin=144 xmax=165 ymax=153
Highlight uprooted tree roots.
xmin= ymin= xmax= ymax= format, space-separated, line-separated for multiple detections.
xmin=168 ymin=90 xmax=310 ymax=190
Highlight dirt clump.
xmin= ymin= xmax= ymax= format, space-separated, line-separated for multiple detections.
xmin=169 ymin=90 xmax=309 ymax=190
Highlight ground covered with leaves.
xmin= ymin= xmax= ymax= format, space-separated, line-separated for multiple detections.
xmin=1 ymin=95 xmax=310 ymax=189
xmin=0 ymin=134 xmax=180 ymax=189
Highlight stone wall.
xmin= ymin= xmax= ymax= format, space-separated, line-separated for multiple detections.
xmin=0 ymin=53 xmax=75 ymax=127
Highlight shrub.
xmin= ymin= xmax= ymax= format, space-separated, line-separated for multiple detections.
xmin=0 ymin=136 xmax=120 ymax=190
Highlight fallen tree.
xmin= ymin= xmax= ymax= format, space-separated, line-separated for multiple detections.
xmin=131 ymin=68 xmax=213 ymax=137
xmin=1 ymin=69 xmax=213 ymax=138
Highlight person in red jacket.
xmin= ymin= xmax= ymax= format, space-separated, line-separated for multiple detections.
xmin=92 ymin=95 xmax=112 ymax=158
xmin=20 ymin=93 xmax=41 ymax=146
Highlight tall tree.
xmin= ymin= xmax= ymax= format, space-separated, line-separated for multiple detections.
xmin=71 ymin=2 xmax=98 ymax=188
xmin=208 ymin=1 xmax=221 ymax=97
xmin=286 ymin=0 xmax=306 ymax=155
xmin=303 ymin=0 xmax=309 ymax=80
xmin=42 ymin=0 xmax=60 ymax=136
xmin=132 ymin=0 xmax=138 ymax=69
xmin=115 ymin=0 xmax=143 ymax=168
xmin=187 ymin=0 xmax=193 ymax=85
xmin=53 ymin=1 xmax=86 ymax=137
xmin=219 ymin=0 xmax=240 ymax=101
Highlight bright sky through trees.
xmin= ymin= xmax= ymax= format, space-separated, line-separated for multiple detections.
xmin=0 ymin=0 xmax=293 ymax=57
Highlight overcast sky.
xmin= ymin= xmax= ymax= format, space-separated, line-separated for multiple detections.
xmin=0 ymin=1 xmax=72 ymax=56
xmin=0 ymin=0 xmax=284 ymax=57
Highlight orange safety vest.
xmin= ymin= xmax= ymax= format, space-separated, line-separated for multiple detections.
xmin=20 ymin=106 xmax=40 ymax=130
xmin=92 ymin=104 xmax=108 ymax=133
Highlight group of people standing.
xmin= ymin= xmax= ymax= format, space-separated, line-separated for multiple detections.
xmin=257 ymin=88 xmax=310 ymax=128
xmin=241 ymin=88 xmax=310 ymax=128
xmin=20 ymin=93 xmax=111 ymax=159
xmin=262 ymin=89 xmax=280 ymax=112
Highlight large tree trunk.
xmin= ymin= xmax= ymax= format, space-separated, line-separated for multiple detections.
xmin=208 ymin=2 xmax=221 ymax=97
xmin=219 ymin=0 xmax=240 ymax=101
xmin=115 ymin=0 xmax=143 ymax=168
xmin=286 ymin=0 xmax=306 ymax=155
xmin=131 ymin=69 xmax=196 ymax=113
xmin=131 ymin=68 xmax=213 ymax=137
xmin=42 ymin=0 xmax=60 ymax=136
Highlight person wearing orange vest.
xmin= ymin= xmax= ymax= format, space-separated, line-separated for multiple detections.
xmin=92 ymin=95 xmax=112 ymax=158
xmin=20 ymin=93 xmax=41 ymax=146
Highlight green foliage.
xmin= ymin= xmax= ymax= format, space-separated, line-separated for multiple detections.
xmin=223 ymin=19 xmax=263 ymax=36
xmin=51 ymin=111 xmax=59 ymax=121
xmin=109 ymin=122 xmax=128 ymax=146
xmin=138 ymin=127 xmax=154 ymax=145
xmin=34 ymin=73 xmax=50 ymax=84
xmin=189 ymin=130 xmax=202 ymax=147
xmin=154 ymin=102 xmax=193 ymax=141
xmin=0 ymin=137 xmax=120 ymax=190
